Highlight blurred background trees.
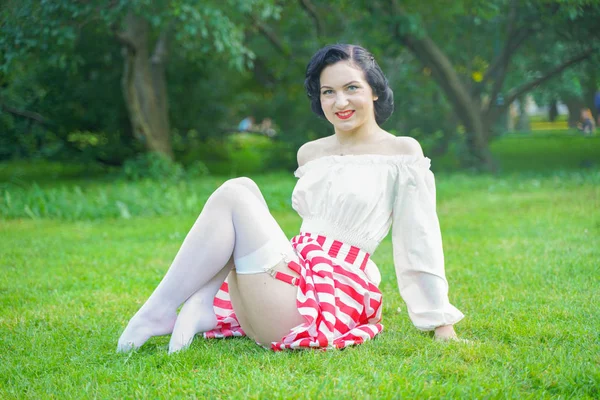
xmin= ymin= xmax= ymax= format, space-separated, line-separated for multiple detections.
xmin=1 ymin=0 xmax=599 ymax=172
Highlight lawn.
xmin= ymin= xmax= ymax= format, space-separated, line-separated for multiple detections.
xmin=1 ymin=133 xmax=599 ymax=398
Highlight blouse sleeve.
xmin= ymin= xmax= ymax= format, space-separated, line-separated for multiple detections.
xmin=391 ymin=161 xmax=464 ymax=331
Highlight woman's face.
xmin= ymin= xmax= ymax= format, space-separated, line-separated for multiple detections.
xmin=319 ymin=61 xmax=378 ymax=133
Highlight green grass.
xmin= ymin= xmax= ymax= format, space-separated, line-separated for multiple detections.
xmin=490 ymin=132 xmax=600 ymax=173
xmin=0 ymin=172 xmax=295 ymax=220
xmin=2 ymin=132 xmax=599 ymax=221
xmin=1 ymin=133 xmax=600 ymax=398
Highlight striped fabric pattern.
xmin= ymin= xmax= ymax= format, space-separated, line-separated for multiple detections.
xmin=204 ymin=233 xmax=384 ymax=350
xmin=203 ymin=280 xmax=245 ymax=339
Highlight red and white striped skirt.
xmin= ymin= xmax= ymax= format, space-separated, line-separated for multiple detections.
xmin=204 ymin=232 xmax=384 ymax=350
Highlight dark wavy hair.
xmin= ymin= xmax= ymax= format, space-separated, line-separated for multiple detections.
xmin=304 ymin=44 xmax=394 ymax=125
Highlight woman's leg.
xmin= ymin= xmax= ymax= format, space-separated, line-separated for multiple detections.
xmin=117 ymin=177 xmax=299 ymax=352
xmin=229 ymin=262 xmax=304 ymax=347
xmin=167 ymin=178 xmax=268 ymax=352
xmin=167 ymin=259 xmax=233 ymax=352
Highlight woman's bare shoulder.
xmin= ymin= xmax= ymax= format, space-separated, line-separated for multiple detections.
xmin=384 ymin=135 xmax=424 ymax=157
xmin=297 ymin=137 xmax=333 ymax=167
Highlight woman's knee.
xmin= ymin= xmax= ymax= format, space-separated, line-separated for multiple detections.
xmin=209 ymin=178 xmax=258 ymax=206
xmin=228 ymin=177 xmax=266 ymax=205
xmin=228 ymin=177 xmax=259 ymax=191
xmin=220 ymin=177 xmax=259 ymax=194
xmin=210 ymin=177 xmax=265 ymax=207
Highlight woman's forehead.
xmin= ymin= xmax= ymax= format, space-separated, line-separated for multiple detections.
xmin=320 ymin=61 xmax=366 ymax=87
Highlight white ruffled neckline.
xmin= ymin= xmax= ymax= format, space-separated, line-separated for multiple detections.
xmin=294 ymin=154 xmax=431 ymax=178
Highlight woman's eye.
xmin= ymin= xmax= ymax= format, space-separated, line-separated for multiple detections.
xmin=322 ymin=90 xmax=333 ymax=96
xmin=347 ymin=85 xmax=358 ymax=92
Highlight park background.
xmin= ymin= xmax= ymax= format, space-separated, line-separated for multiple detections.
xmin=1 ymin=0 xmax=599 ymax=398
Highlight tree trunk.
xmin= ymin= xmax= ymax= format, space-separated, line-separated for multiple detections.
xmin=548 ymin=99 xmax=558 ymax=122
xmin=429 ymin=93 xmax=454 ymax=157
xmin=401 ymin=35 xmax=495 ymax=170
xmin=515 ymin=96 xmax=531 ymax=132
xmin=582 ymin=62 xmax=597 ymax=122
xmin=563 ymin=96 xmax=585 ymax=128
xmin=118 ymin=13 xmax=173 ymax=159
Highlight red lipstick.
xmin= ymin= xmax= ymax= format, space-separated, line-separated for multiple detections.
xmin=336 ymin=110 xmax=355 ymax=120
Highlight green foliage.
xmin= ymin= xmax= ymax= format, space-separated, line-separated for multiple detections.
xmin=0 ymin=160 xmax=109 ymax=184
xmin=222 ymin=134 xmax=274 ymax=175
xmin=197 ymin=134 xmax=295 ymax=175
xmin=178 ymin=132 xmax=296 ymax=176
xmin=121 ymin=152 xmax=186 ymax=181
xmin=1 ymin=132 xmax=599 ymax=221
xmin=185 ymin=160 xmax=211 ymax=178
xmin=2 ymin=0 xmax=600 ymax=168
xmin=0 ymin=20 xmax=135 ymax=163
xmin=0 ymin=1 xmax=82 ymax=71
xmin=0 ymin=0 xmax=281 ymax=162
xmin=0 ymin=0 xmax=279 ymax=72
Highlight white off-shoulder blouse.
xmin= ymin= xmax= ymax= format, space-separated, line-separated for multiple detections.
xmin=292 ymin=154 xmax=464 ymax=331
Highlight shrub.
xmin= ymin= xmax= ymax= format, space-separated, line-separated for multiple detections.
xmin=190 ymin=135 xmax=296 ymax=175
xmin=186 ymin=160 xmax=211 ymax=178
xmin=121 ymin=152 xmax=185 ymax=181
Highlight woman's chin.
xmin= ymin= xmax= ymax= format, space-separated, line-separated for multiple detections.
xmin=334 ymin=122 xmax=359 ymax=132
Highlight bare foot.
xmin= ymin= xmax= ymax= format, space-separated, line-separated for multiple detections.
xmin=117 ymin=307 xmax=177 ymax=352
xmin=434 ymin=325 xmax=461 ymax=342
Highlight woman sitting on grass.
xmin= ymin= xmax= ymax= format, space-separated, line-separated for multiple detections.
xmin=117 ymin=44 xmax=464 ymax=353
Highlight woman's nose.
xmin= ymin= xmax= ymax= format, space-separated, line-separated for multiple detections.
xmin=335 ymin=93 xmax=349 ymax=108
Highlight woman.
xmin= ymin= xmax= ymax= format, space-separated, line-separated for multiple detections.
xmin=117 ymin=44 xmax=464 ymax=353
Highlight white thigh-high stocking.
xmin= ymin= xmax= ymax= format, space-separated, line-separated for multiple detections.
xmin=117 ymin=178 xmax=292 ymax=352
xmin=167 ymin=261 xmax=232 ymax=353
xmin=167 ymin=179 xmax=270 ymax=353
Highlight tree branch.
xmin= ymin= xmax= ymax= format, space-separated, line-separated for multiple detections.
xmin=389 ymin=1 xmax=482 ymax=133
xmin=252 ymin=17 xmax=290 ymax=58
xmin=151 ymin=21 xmax=175 ymax=65
xmin=505 ymin=0 xmax=518 ymax=43
xmin=113 ymin=28 xmax=137 ymax=54
xmin=113 ymin=12 xmax=147 ymax=55
xmin=486 ymin=27 xmax=533 ymax=80
xmin=298 ymin=0 xmax=323 ymax=37
xmin=505 ymin=49 xmax=593 ymax=107
xmin=486 ymin=48 xmax=594 ymax=125
xmin=478 ymin=5 xmax=537 ymax=96
xmin=0 ymin=102 xmax=52 ymax=125
xmin=481 ymin=29 xmax=523 ymax=112
xmin=252 ymin=57 xmax=279 ymax=87
xmin=401 ymin=34 xmax=484 ymax=136
xmin=241 ymin=26 xmax=279 ymax=86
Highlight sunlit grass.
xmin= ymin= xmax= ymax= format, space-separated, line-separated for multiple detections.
xmin=1 ymin=133 xmax=599 ymax=397
xmin=490 ymin=132 xmax=599 ymax=173
xmin=0 ymin=173 xmax=295 ymax=220
xmin=1 ymin=173 xmax=598 ymax=398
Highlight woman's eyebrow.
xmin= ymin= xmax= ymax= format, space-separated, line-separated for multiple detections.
xmin=320 ymin=81 xmax=361 ymax=90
